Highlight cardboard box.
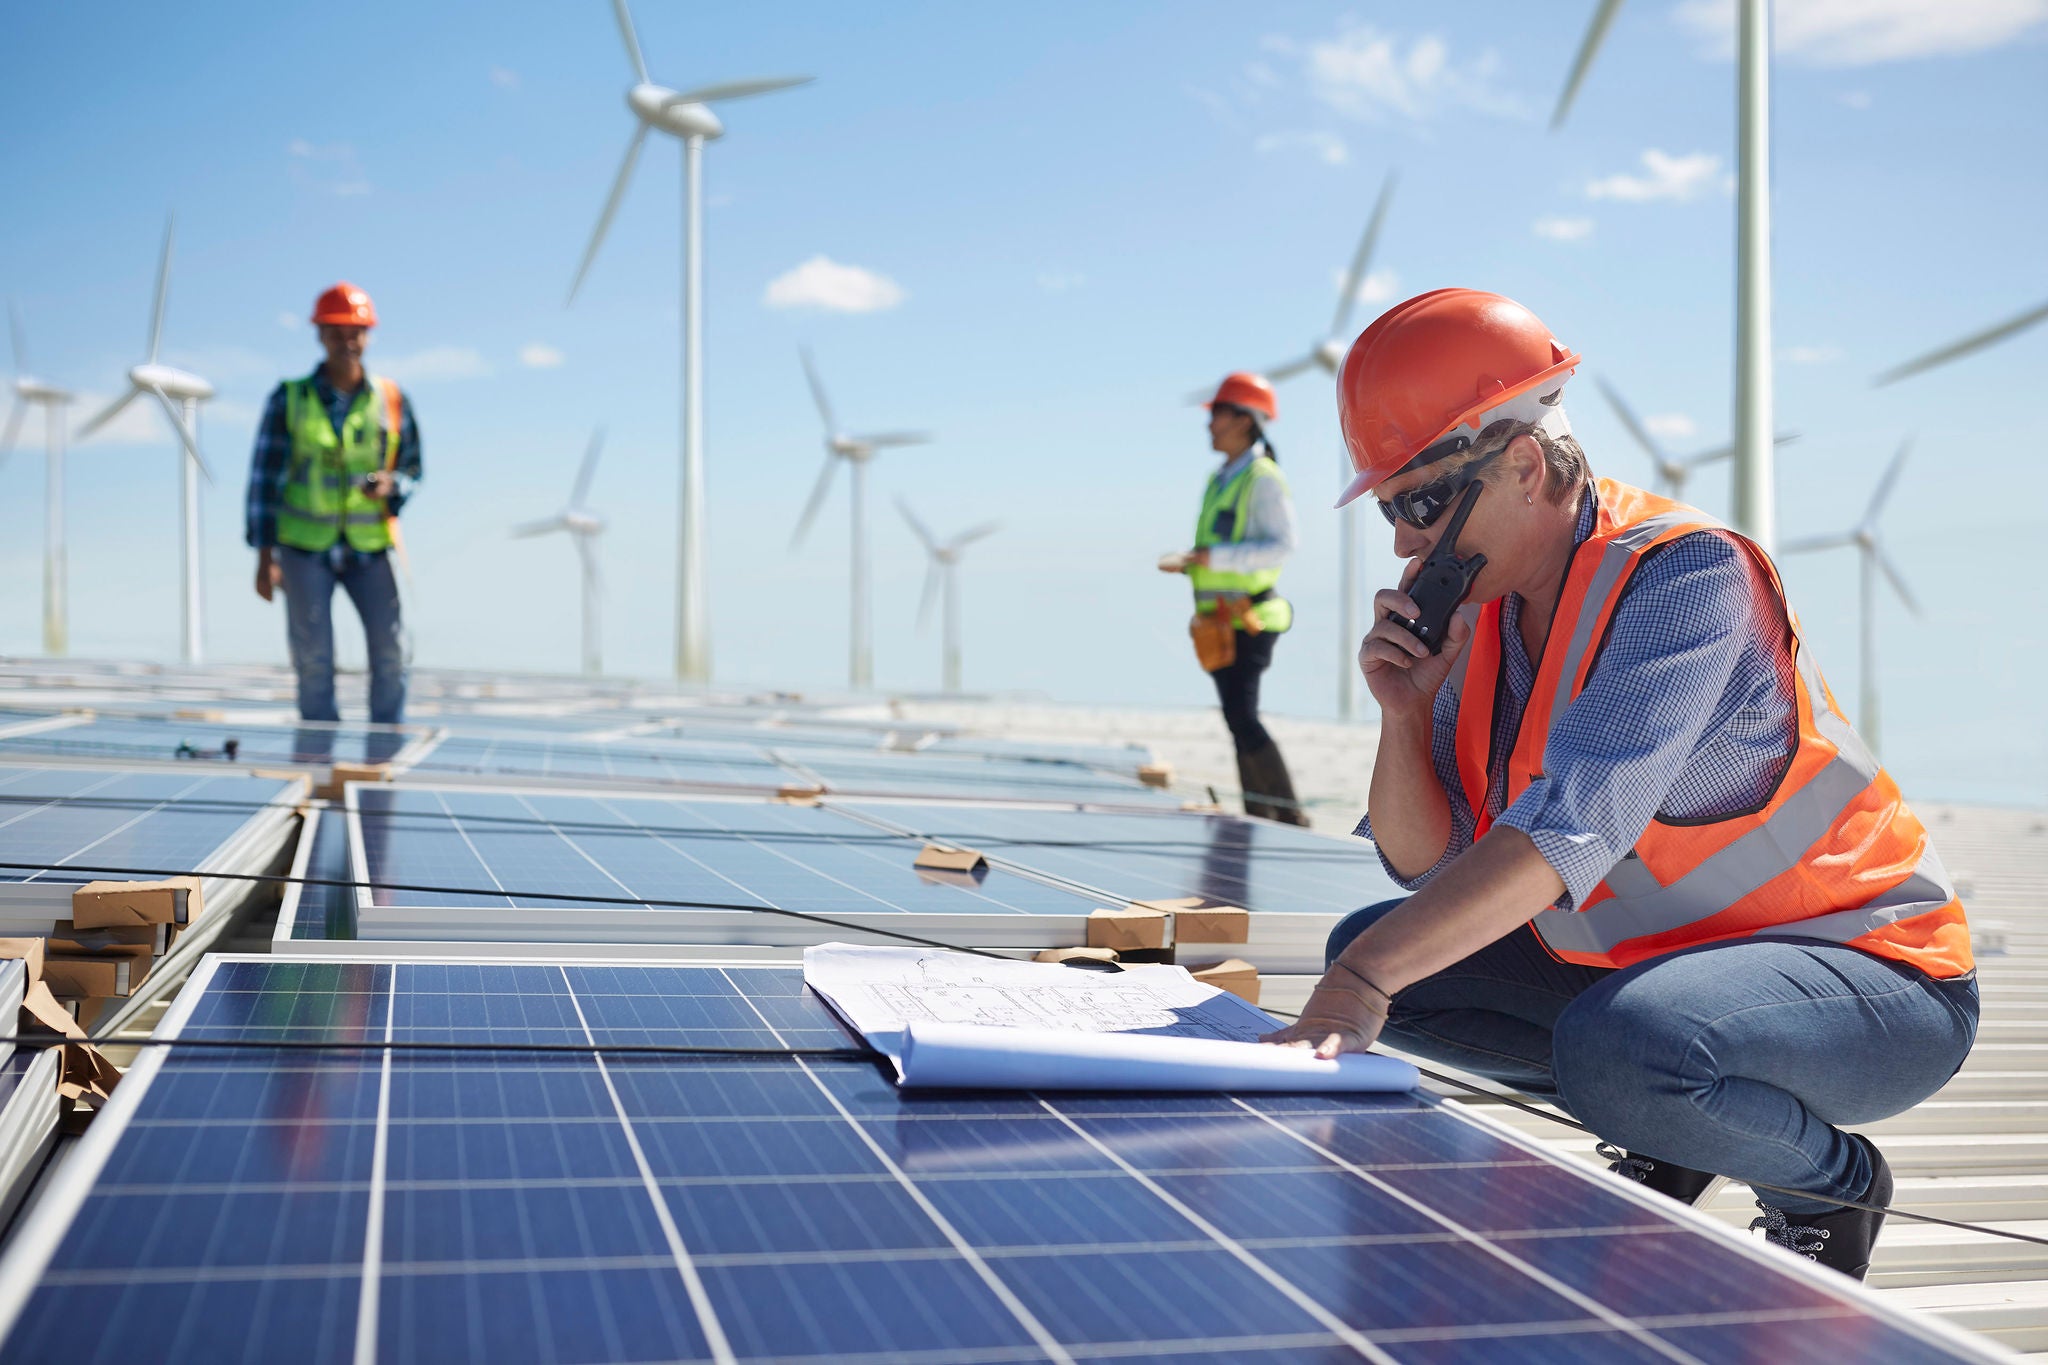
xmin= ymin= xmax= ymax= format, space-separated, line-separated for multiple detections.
xmin=1033 ymin=946 xmax=1120 ymax=966
xmin=1186 ymin=958 xmax=1260 ymax=1005
xmin=1174 ymin=906 xmax=1249 ymax=945
xmin=0 ymin=938 xmax=45 ymax=983
xmin=20 ymin=981 xmax=85 ymax=1040
xmin=65 ymin=996 xmax=111 ymax=1032
xmin=173 ymin=707 xmax=226 ymax=722
xmin=43 ymin=952 xmax=146 ymax=1000
xmin=50 ymin=923 xmax=168 ymax=956
xmin=71 ymin=876 xmax=202 ymax=928
xmin=776 ymin=783 xmax=826 ymax=802
xmin=913 ymin=845 xmax=988 ymax=875
xmin=325 ymin=762 xmax=391 ymax=800
xmin=1087 ymin=906 xmax=1168 ymax=951
xmin=1137 ymin=762 xmax=1175 ymax=788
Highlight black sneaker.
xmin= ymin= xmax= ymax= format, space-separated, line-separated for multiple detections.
xmin=1597 ymin=1142 xmax=1725 ymax=1206
xmin=1749 ymin=1134 xmax=1893 ymax=1282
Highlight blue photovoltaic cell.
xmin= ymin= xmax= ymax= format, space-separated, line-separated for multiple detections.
xmin=353 ymin=787 xmax=1101 ymax=918
xmin=405 ymin=733 xmax=793 ymax=789
xmin=0 ymin=716 xmax=409 ymax=767
xmin=0 ymin=766 xmax=296 ymax=886
xmin=793 ymin=750 xmax=1179 ymax=806
xmin=288 ymin=809 xmax=358 ymax=940
xmin=841 ymin=801 xmax=1408 ymax=916
xmin=0 ymin=960 xmax=1989 ymax=1365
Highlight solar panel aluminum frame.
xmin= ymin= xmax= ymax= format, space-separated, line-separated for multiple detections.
xmin=339 ymin=782 xmax=1128 ymax=954
xmin=0 ymin=950 xmax=2006 ymax=1365
xmin=0 ymin=1047 xmax=61 ymax=1237
xmin=0 ymin=714 xmax=87 ymax=744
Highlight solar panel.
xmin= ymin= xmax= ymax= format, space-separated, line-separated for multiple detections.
xmin=403 ymin=733 xmax=794 ymax=791
xmin=277 ymin=806 xmax=357 ymax=943
xmin=836 ymin=802 xmax=1409 ymax=972
xmin=0 ymin=954 xmax=1994 ymax=1364
xmin=344 ymin=785 xmax=1109 ymax=949
xmin=785 ymin=749 xmax=1182 ymax=807
xmin=0 ymin=716 xmax=412 ymax=768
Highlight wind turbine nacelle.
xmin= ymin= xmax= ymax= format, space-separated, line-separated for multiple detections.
xmin=16 ymin=378 xmax=73 ymax=404
xmin=629 ymin=85 xmax=724 ymax=139
xmin=564 ymin=511 xmax=605 ymax=536
xmin=1316 ymin=338 xmax=1348 ymax=373
xmin=130 ymin=363 xmax=215 ymax=402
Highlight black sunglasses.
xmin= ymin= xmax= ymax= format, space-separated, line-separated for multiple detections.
xmin=1377 ymin=448 xmax=1501 ymax=529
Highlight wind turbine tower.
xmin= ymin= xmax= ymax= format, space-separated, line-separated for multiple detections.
xmin=76 ymin=217 xmax=216 ymax=664
xmin=1781 ymin=440 xmax=1919 ymax=757
xmin=567 ymin=0 xmax=812 ymax=685
xmin=1 ymin=305 xmax=78 ymax=655
xmin=898 ymin=499 xmax=1000 ymax=695
xmin=791 ymin=348 xmax=931 ymax=690
xmin=512 ymin=426 xmax=609 ymax=677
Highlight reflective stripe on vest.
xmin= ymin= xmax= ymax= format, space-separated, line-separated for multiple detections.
xmin=1190 ymin=453 xmax=1291 ymax=632
xmin=1451 ymin=478 xmax=1971 ymax=978
xmin=276 ymin=376 xmax=400 ymax=554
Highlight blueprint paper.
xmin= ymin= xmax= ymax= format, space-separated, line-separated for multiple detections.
xmin=801 ymin=943 xmax=1418 ymax=1094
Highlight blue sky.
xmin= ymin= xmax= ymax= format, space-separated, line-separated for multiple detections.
xmin=2 ymin=1 xmax=2044 ymax=804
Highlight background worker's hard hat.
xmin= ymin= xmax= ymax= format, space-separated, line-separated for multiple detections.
xmin=1204 ymin=371 xmax=1278 ymax=423
xmin=311 ymin=282 xmax=378 ymax=328
xmin=1334 ymin=288 xmax=1580 ymax=507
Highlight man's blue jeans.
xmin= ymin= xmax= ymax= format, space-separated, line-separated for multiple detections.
xmin=276 ymin=545 xmax=407 ymax=724
xmin=1327 ymin=900 xmax=1979 ymax=1213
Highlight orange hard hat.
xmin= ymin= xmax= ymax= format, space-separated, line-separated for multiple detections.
xmin=1334 ymin=288 xmax=1580 ymax=507
xmin=311 ymin=282 xmax=377 ymax=328
xmin=1204 ymin=371 xmax=1278 ymax=423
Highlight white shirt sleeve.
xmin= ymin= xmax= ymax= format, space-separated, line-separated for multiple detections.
xmin=1203 ymin=466 xmax=1297 ymax=574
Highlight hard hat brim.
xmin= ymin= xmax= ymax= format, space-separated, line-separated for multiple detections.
xmin=1334 ymin=466 xmax=1378 ymax=509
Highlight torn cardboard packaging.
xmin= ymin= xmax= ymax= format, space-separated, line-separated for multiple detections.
xmin=1087 ymin=906 xmax=1168 ymax=951
xmin=913 ymin=845 xmax=988 ymax=875
xmin=1187 ymin=958 xmax=1260 ymax=1005
xmin=0 ymin=939 xmax=46 ymax=983
xmin=43 ymin=950 xmax=148 ymax=999
xmin=71 ymin=877 xmax=202 ymax=928
xmin=1033 ymin=946 xmax=1120 ymax=966
xmin=50 ymin=922 xmax=171 ymax=956
xmin=1137 ymin=763 xmax=1174 ymax=789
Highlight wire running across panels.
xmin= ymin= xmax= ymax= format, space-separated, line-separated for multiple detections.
xmin=0 ymin=766 xmax=301 ymax=893
xmin=0 ymin=716 xmax=412 ymax=768
xmin=0 ymin=955 xmax=1996 ymax=1365
xmin=347 ymin=786 xmax=1106 ymax=948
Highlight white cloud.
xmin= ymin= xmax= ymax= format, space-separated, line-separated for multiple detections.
xmin=763 ymin=257 xmax=905 ymax=313
xmin=518 ymin=343 xmax=565 ymax=369
xmin=1838 ymin=90 xmax=1874 ymax=109
xmin=489 ymin=66 xmax=520 ymax=90
xmin=288 ymin=139 xmax=371 ymax=197
xmin=1784 ymin=343 xmax=1844 ymax=364
xmin=276 ymin=311 xmax=302 ymax=331
xmin=1330 ymin=267 xmax=1400 ymax=306
xmin=1036 ymin=271 xmax=1086 ymax=293
xmin=378 ymin=346 xmax=492 ymax=383
xmin=1677 ymin=0 xmax=2048 ymax=65
xmin=1586 ymin=149 xmax=1724 ymax=202
xmin=1533 ymin=215 xmax=1596 ymax=241
xmin=1646 ymin=413 xmax=1698 ymax=440
xmin=1253 ymin=130 xmax=1350 ymax=165
xmin=1268 ymin=25 xmax=1526 ymax=123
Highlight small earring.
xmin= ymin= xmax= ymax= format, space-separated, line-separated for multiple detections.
xmin=1525 ymin=493 xmax=1534 ymax=505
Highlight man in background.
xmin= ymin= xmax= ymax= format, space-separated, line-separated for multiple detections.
xmin=245 ymin=282 xmax=420 ymax=724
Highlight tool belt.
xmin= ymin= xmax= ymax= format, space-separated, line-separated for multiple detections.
xmin=1189 ymin=591 xmax=1270 ymax=672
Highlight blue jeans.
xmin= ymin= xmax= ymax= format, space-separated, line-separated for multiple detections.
xmin=276 ymin=545 xmax=407 ymax=724
xmin=1328 ymin=900 xmax=1979 ymax=1213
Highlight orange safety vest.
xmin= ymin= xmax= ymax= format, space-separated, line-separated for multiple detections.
xmin=1449 ymin=478 xmax=1971 ymax=978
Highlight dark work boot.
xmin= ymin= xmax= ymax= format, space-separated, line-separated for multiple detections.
xmin=1237 ymin=742 xmax=1309 ymax=826
xmin=1597 ymin=1142 xmax=1725 ymax=1207
xmin=1749 ymin=1134 xmax=1893 ymax=1282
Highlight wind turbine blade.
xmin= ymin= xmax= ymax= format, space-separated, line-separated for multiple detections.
xmin=947 ymin=521 xmax=1002 ymax=551
xmin=790 ymin=456 xmax=838 ymax=549
xmin=1594 ymin=376 xmax=1663 ymax=463
xmin=148 ymin=216 xmax=174 ymax=364
xmin=798 ymin=345 xmax=837 ymax=432
xmin=1861 ymin=437 xmax=1913 ymax=527
xmin=610 ymin=0 xmax=650 ymax=84
xmin=1261 ymin=353 xmax=1321 ymax=384
xmin=7 ymin=301 xmax=25 ymax=375
xmin=858 ymin=431 xmax=932 ymax=449
xmin=1778 ymin=533 xmax=1855 ymax=555
xmin=895 ymin=497 xmax=937 ymax=552
xmin=567 ymin=125 xmax=649 ymax=304
xmin=570 ymin=425 xmax=606 ymax=507
xmin=1330 ymin=172 xmax=1397 ymax=338
xmin=1552 ymin=0 xmax=1627 ymax=130
xmin=1873 ymin=545 xmax=1921 ymax=617
xmin=0 ymin=400 xmax=24 ymax=471
xmin=512 ymin=515 xmax=569 ymax=538
xmin=148 ymin=385 xmax=212 ymax=484
xmin=1874 ymin=299 xmax=2048 ymax=386
xmin=76 ymin=387 xmax=140 ymax=440
xmin=665 ymin=76 xmax=813 ymax=106
xmin=917 ymin=563 xmax=941 ymax=631
xmin=1682 ymin=442 xmax=1733 ymax=469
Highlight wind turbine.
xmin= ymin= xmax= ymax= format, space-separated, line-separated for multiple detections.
xmin=898 ymin=499 xmax=1000 ymax=695
xmin=1595 ymin=376 xmax=1799 ymax=501
xmin=567 ymin=0 xmax=812 ymax=686
xmin=1 ymin=304 xmax=78 ymax=656
xmin=512 ymin=426 xmax=608 ymax=677
xmin=75 ymin=216 xmax=216 ymax=664
xmin=1874 ymin=299 xmax=2048 ymax=387
xmin=1248 ymin=173 xmax=1397 ymax=723
xmin=1781 ymin=439 xmax=1918 ymax=756
xmin=1555 ymin=0 xmax=1777 ymax=553
xmin=791 ymin=347 xmax=931 ymax=690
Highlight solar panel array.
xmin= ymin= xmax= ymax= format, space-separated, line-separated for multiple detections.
xmin=0 ymin=766 xmax=300 ymax=894
xmin=0 ymin=716 xmax=411 ymax=768
xmin=0 ymin=958 xmax=1988 ymax=1363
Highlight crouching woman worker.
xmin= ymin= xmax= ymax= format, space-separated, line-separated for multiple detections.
xmin=1263 ymin=289 xmax=1977 ymax=1282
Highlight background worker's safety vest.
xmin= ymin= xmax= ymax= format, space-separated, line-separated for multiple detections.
xmin=1450 ymin=478 xmax=1971 ymax=979
xmin=1191 ymin=453 xmax=1292 ymax=633
xmin=275 ymin=375 xmax=403 ymax=554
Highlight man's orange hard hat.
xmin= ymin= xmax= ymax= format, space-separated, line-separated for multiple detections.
xmin=1334 ymin=288 xmax=1580 ymax=508
xmin=311 ymin=282 xmax=378 ymax=328
xmin=1205 ymin=371 xmax=1278 ymax=423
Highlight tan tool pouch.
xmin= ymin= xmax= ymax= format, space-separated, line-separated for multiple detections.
xmin=1191 ymin=597 xmax=1260 ymax=672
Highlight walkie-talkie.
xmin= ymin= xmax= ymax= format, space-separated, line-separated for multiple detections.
xmin=1394 ymin=481 xmax=1488 ymax=655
